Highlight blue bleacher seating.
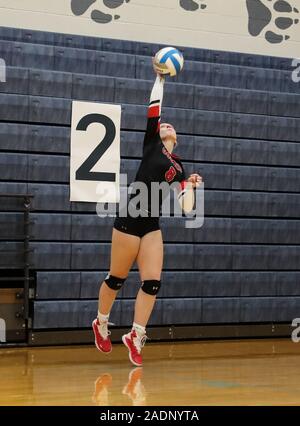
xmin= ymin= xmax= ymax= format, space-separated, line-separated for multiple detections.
xmin=36 ymin=271 xmax=81 ymax=299
xmin=232 ymin=246 xmax=273 ymax=270
xmin=193 ymin=218 xmax=231 ymax=243
xmin=164 ymin=106 xmax=196 ymax=134
xmin=201 ymin=272 xmax=240 ymax=297
xmin=268 ymin=246 xmax=300 ymax=270
xmin=11 ymin=42 xmax=54 ymax=69
xmin=268 ymin=116 xmax=300 ymax=142
xmin=31 ymin=213 xmax=71 ymax=241
xmin=163 ymin=298 xmax=202 ymax=324
xmin=270 ymin=93 xmax=300 ymax=118
xmin=202 ymin=298 xmax=240 ymax=323
xmin=194 ymin=245 xmax=232 ymax=270
xmin=269 ymin=167 xmax=300 ymax=193
xmin=0 ymin=67 xmax=28 ymax=94
xmin=71 ymin=215 xmax=114 ymax=241
xmin=247 ymin=67 xmax=282 ymax=92
xmin=268 ymin=220 xmax=300 ymax=245
xmin=160 ymin=217 xmax=194 ymax=243
xmin=197 ymin=164 xmax=232 ymax=190
xmin=240 ymin=272 xmax=277 ymax=296
xmin=30 ymin=242 xmax=72 ymax=269
xmin=231 ymin=88 xmax=269 ymax=115
xmin=96 ymin=51 xmax=135 ymax=78
xmin=0 ymin=93 xmax=29 ymax=121
xmin=29 ymin=69 xmax=72 ymax=98
xmin=232 ymin=139 xmax=269 ymax=165
xmin=1 ymin=27 xmax=300 ymax=336
xmin=203 ymin=190 xmax=231 ymax=216
xmin=0 ymin=123 xmax=29 ymax=151
xmin=232 ymin=113 xmax=269 ymax=139
xmin=194 ymin=111 xmax=232 ymax=136
xmin=27 ymin=154 xmax=69 ymax=183
xmin=231 ymin=219 xmax=270 ymax=244
xmin=0 ymin=242 xmax=24 ymax=268
xmin=212 ymin=64 xmax=247 ymax=89
xmin=281 ymin=70 xmax=300 ymax=94
xmin=240 ymin=297 xmax=300 ymax=322
xmin=73 ymin=74 xmax=115 ymax=102
xmin=0 ymin=153 xmax=27 ymax=180
xmin=28 ymin=125 xmax=70 ymax=154
xmin=194 ymin=86 xmax=232 ymax=112
xmin=29 ymin=96 xmax=71 ymax=124
xmin=268 ymin=141 xmax=300 ymax=167
xmin=276 ymin=272 xmax=300 ymax=296
xmin=28 ymin=183 xmax=71 ymax=211
xmin=231 ymin=192 xmax=270 ymax=217
xmin=0 ymin=212 xmax=23 ymax=239
xmin=232 ymin=166 xmax=269 ymax=191
xmin=54 ymin=46 xmax=96 ymax=74
xmin=194 ymin=136 xmax=231 ymax=163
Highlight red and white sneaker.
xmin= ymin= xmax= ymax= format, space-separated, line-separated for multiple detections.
xmin=122 ymin=329 xmax=148 ymax=367
xmin=92 ymin=318 xmax=112 ymax=354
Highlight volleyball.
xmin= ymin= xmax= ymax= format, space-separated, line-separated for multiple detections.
xmin=154 ymin=47 xmax=184 ymax=77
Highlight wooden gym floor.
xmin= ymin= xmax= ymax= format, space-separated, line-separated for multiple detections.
xmin=0 ymin=338 xmax=300 ymax=406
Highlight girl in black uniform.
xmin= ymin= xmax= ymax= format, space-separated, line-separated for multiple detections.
xmin=92 ymin=60 xmax=203 ymax=367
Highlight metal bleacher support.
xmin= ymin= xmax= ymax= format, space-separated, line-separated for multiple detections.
xmin=0 ymin=194 xmax=34 ymax=343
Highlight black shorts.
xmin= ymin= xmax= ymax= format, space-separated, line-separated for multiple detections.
xmin=113 ymin=214 xmax=161 ymax=238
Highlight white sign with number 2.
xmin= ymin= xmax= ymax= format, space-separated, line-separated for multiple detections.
xmin=70 ymin=101 xmax=121 ymax=203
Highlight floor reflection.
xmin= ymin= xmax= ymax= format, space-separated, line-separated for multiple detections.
xmin=93 ymin=367 xmax=146 ymax=406
xmin=1 ymin=339 xmax=300 ymax=406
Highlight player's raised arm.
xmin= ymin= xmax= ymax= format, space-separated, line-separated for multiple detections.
xmin=143 ymin=60 xmax=166 ymax=150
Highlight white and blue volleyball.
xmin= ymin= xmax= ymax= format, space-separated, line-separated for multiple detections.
xmin=154 ymin=47 xmax=184 ymax=77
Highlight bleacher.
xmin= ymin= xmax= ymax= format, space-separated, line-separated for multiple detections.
xmin=0 ymin=27 xmax=300 ymax=339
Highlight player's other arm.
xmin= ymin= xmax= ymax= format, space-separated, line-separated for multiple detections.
xmin=174 ymin=174 xmax=203 ymax=214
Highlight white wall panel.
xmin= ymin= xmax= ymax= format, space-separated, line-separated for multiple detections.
xmin=0 ymin=0 xmax=299 ymax=57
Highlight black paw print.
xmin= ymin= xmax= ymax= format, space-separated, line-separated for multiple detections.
xmin=247 ymin=0 xmax=299 ymax=44
xmin=179 ymin=0 xmax=207 ymax=11
xmin=71 ymin=0 xmax=130 ymax=24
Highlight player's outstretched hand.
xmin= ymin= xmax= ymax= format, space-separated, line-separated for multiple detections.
xmin=152 ymin=57 xmax=167 ymax=79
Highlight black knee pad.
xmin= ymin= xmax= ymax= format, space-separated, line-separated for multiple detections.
xmin=141 ymin=279 xmax=161 ymax=296
xmin=104 ymin=274 xmax=127 ymax=291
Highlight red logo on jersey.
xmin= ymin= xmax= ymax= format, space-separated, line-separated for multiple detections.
xmin=165 ymin=166 xmax=176 ymax=182
xmin=162 ymin=147 xmax=182 ymax=172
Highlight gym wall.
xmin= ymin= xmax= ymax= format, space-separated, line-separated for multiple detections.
xmin=0 ymin=0 xmax=300 ymax=344
xmin=0 ymin=0 xmax=300 ymax=58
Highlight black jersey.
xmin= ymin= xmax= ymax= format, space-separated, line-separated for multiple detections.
xmin=126 ymin=76 xmax=188 ymax=217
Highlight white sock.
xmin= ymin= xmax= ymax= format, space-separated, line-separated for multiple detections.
xmin=132 ymin=322 xmax=146 ymax=336
xmin=98 ymin=311 xmax=110 ymax=323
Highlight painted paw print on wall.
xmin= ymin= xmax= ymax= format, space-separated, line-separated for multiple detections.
xmin=247 ymin=0 xmax=299 ymax=44
xmin=71 ymin=0 xmax=130 ymax=24
xmin=179 ymin=0 xmax=207 ymax=11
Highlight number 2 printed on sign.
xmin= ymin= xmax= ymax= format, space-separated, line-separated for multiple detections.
xmin=70 ymin=101 xmax=121 ymax=203
xmin=75 ymin=113 xmax=116 ymax=182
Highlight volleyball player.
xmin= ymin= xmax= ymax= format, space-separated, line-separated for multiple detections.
xmin=93 ymin=58 xmax=203 ymax=366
